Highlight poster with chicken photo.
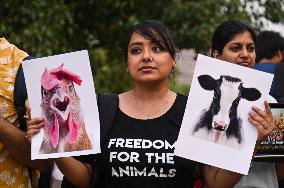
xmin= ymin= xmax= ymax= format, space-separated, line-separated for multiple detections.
xmin=174 ymin=54 xmax=273 ymax=175
xmin=22 ymin=50 xmax=100 ymax=159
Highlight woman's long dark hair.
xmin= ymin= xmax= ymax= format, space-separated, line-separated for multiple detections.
xmin=211 ymin=20 xmax=256 ymax=57
xmin=124 ymin=20 xmax=178 ymax=61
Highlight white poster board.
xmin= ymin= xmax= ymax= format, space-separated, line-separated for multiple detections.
xmin=22 ymin=50 xmax=100 ymax=159
xmin=174 ymin=54 xmax=273 ymax=174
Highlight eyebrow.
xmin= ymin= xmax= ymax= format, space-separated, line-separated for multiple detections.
xmin=128 ymin=40 xmax=159 ymax=48
xmin=128 ymin=42 xmax=143 ymax=47
xmin=229 ymin=42 xmax=255 ymax=45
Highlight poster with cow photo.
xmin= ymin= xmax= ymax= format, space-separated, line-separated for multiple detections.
xmin=22 ymin=50 xmax=100 ymax=159
xmin=174 ymin=54 xmax=273 ymax=174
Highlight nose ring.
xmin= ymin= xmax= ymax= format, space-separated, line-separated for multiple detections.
xmin=143 ymin=57 xmax=153 ymax=62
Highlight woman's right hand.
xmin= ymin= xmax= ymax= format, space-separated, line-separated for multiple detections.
xmin=25 ymin=100 xmax=45 ymax=142
xmin=248 ymin=100 xmax=277 ymax=144
xmin=26 ymin=118 xmax=45 ymax=142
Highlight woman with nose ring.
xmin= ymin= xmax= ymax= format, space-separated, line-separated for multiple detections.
xmin=26 ymin=20 xmax=275 ymax=188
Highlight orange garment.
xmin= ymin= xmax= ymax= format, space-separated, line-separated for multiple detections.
xmin=0 ymin=37 xmax=34 ymax=188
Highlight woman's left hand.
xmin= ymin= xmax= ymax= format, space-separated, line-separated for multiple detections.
xmin=248 ymin=100 xmax=277 ymax=143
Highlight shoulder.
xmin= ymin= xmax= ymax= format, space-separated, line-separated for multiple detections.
xmin=177 ymin=93 xmax=188 ymax=99
xmin=97 ymin=93 xmax=119 ymax=108
xmin=254 ymin=63 xmax=276 ymax=73
xmin=118 ymin=91 xmax=131 ymax=100
xmin=176 ymin=93 xmax=188 ymax=105
xmin=169 ymin=93 xmax=188 ymax=121
xmin=118 ymin=91 xmax=132 ymax=109
xmin=97 ymin=93 xmax=119 ymax=114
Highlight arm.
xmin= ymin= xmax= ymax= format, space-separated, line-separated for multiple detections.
xmin=56 ymin=157 xmax=93 ymax=188
xmin=204 ymin=101 xmax=277 ymax=188
xmin=203 ymin=165 xmax=242 ymax=188
xmin=0 ymin=117 xmax=53 ymax=172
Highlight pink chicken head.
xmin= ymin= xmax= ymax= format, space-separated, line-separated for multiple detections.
xmin=40 ymin=64 xmax=83 ymax=149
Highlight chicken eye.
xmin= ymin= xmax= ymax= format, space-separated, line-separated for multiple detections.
xmin=69 ymin=85 xmax=74 ymax=92
xmin=42 ymin=90 xmax=49 ymax=98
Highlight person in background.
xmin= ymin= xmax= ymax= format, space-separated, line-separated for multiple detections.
xmin=26 ymin=20 xmax=276 ymax=188
xmin=273 ymin=60 xmax=284 ymax=103
xmin=0 ymin=38 xmax=52 ymax=187
xmin=254 ymin=31 xmax=284 ymax=101
xmin=254 ymin=30 xmax=284 ymax=187
xmin=210 ymin=20 xmax=284 ymax=188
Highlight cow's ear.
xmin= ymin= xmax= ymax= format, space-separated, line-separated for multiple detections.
xmin=197 ymin=75 xmax=217 ymax=91
xmin=241 ymin=88 xmax=261 ymax=101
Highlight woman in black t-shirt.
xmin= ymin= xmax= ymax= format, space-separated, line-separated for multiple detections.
xmin=26 ymin=20 xmax=276 ymax=188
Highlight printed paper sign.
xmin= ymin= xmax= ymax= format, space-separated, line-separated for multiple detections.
xmin=174 ymin=54 xmax=273 ymax=174
xmin=22 ymin=50 xmax=100 ymax=159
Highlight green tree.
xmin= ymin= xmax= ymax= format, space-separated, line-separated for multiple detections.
xmin=1 ymin=0 xmax=283 ymax=93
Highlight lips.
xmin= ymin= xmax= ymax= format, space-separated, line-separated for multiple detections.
xmin=238 ymin=61 xmax=251 ymax=67
xmin=138 ymin=66 xmax=156 ymax=71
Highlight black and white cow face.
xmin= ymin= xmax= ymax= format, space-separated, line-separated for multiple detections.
xmin=193 ymin=74 xmax=261 ymax=145
xmin=213 ymin=77 xmax=241 ymax=131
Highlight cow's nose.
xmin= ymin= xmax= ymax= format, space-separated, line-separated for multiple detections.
xmin=213 ymin=121 xmax=226 ymax=131
xmin=214 ymin=120 xmax=225 ymax=126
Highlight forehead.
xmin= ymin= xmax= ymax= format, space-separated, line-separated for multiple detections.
xmin=128 ymin=32 xmax=152 ymax=46
xmin=226 ymin=31 xmax=254 ymax=45
xmin=221 ymin=78 xmax=241 ymax=89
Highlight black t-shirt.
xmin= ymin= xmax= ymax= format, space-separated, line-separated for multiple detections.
xmin=62 ymin=93 xmax=196 ymax=188
xmin=97 ymin=93 xmax=195 ymax=188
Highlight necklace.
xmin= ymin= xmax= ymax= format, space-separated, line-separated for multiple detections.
xmin=133 ymin=90 xmax=170 ymax=120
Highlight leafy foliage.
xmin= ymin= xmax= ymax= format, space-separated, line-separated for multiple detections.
xmin=1 ymin=0 xmax=283 ymax=93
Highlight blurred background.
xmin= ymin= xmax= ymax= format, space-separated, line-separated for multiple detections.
xmin=1 ymin=0 xmax=283 ymax=95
